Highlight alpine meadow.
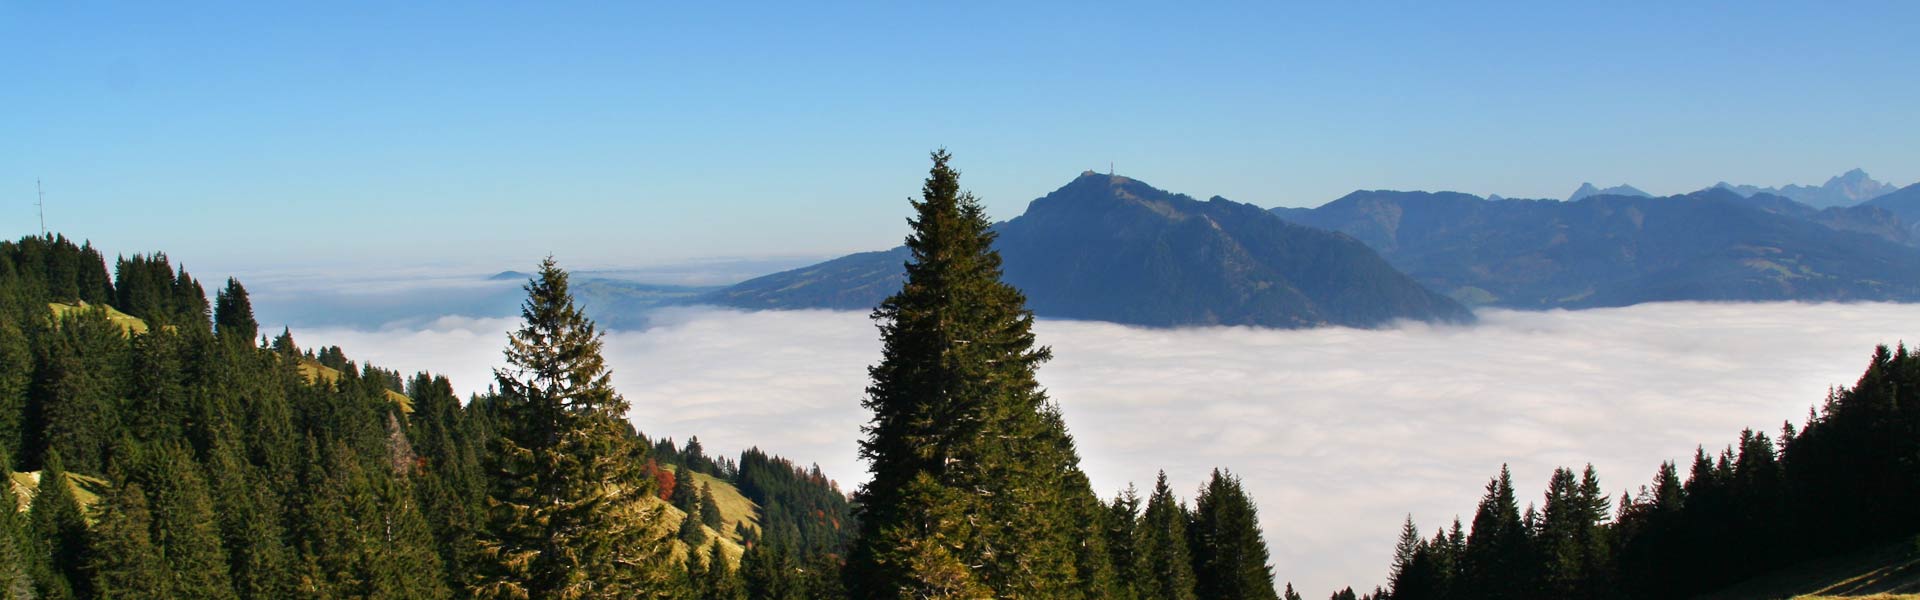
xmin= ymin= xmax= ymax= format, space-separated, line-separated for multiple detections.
xmin=8 ymin=4 xmax=1920 ymax=599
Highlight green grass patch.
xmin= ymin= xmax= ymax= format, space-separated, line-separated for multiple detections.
xmin=660 ymin=465 xmax=762 ymax=567
xmin=47 ymin=301 xmax=148 ymax=335
xmin=9 ymin=470 xmax=110 ymax=522
xmin=294 ymin=357 xmax=414 ymax=413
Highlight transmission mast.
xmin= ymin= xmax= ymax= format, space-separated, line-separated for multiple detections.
xmin=36 ymin=179 xmax=46 ymax=235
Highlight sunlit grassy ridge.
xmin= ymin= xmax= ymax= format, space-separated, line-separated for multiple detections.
xmin=1698 ymin=539 xmax=1920 ymax=599
xmin=294 ymin=356 xmax=414 ymax=414
xmin=47 ymin=301 xmax=148 ymax=335
xmin=660 ymin=465 xmax=760 ymax=566
xmin=8 ymin=471 xmax=109 ymax=518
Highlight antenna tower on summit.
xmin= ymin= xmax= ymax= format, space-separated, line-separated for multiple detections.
xmin=36 ymin=179 xmax=46 ymax=235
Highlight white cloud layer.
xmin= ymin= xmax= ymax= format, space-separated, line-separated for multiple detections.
xmin=295 ymin=302 xmax=1920 ymax=596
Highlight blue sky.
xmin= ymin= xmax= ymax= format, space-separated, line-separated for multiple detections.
xmin=3 ymin=2 xmax=1916 ymax=274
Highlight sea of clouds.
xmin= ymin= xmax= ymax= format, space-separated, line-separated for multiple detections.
xmin=294 ymin=302 xmax=1920 ymax=595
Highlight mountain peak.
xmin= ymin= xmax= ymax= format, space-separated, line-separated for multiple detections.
xmin=1716 ymin=169 xmax=1897 ymax=208
xmin=1569 ymin=183 xmax=1651 ymax=202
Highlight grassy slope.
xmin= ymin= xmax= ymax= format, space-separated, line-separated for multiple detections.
xmin=295 ymin=357 xmax=414 ymax=413
xmin=1698 ymin=539 xmax=1920 ymax=599
xmin=8 ymin=471 xmax=111 ymax=519
xmin=659 ymin=465 xmax=761 ymax=567
xmin=48 ymin=301 xmax=148 ymax=335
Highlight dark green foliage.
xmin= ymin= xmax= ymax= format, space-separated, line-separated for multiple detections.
xmin=214 ymin=277 xmax=258 ymax=343
xmin=696 ymin=542 xmax=745 ymax=600
xmin=741 ymin=526 xmax=808 ymax=600
xmin=732 ymin=448 xmax=852 ymax=564
xmin=699 ymin=482 xmax=723 ymax=529
xmin=30 ymin=451 xmax=88 ymax=600
xmin=404 ymin=373 xmax=487 ymax=591
xmin=473 ymin=258 xmax=674 ymax=599
xmin=0 ymin=452 xmax=32 ymax=600
xmin=848 ymin=151 xmax=1110 ymax=599
xmin=204 ymin=439 xmax=294 ymax=600
xmin=0 ymin=234 xmax=467 ymax=599
xmin=1352 ymin=344 xmax=1920 ymax=599
xmin=670 ymin=464 xmax=702 ymax=514
xmin=0 ymin=235 xmax=114 ymax=310
xmin=1139 ymin=472 xmax=1199 ymax=600
xmin=28 ymin=306 xmax=129 ymax=474
xmin=1191 ymin=469 xmax=1280 ymax=600
xmin=1106 ymin=485 xmax=1144 ymax=600
xmin=0 ymin=323 xmax=29 ymax=462
xmin=112 ymin=254 xmax=208 ymax=330
xmin=137 ymin=445 xmax=236 ymax=600
xmin=679 ymin=503 xmax=708 ymax=545
xmin=87 ymin=480 xmax=170 ymax=599
xmin=1460 ymin=465 xmax=1532 ymax=600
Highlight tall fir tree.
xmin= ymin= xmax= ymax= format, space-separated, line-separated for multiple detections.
xmin=473 ymin=258 xmax=674 ymax=599
xmin=29 ymin=450 xmax=87 ymax=600
xmin=1107 ymin=485 xmax=1145 ymax=600
xmin=87 ymin=480 xmax=171 ymax=599
xmin=140 ymin=444 xmax=237 ymax=600
xmin=1461 ymin=465 xmax=1532 ymax=600
xmin=214 ymin=277 xmax=258 ymax=343
xmin=0 ymin=450 xmax=31 ymax=600
xmin=848 ymin=150 xmax=1107 ymax=599
xmin=1191 ymin=469 xmax=1280 ymax=600
xmin=1138 ymin=471 xmax=1199 ymax=600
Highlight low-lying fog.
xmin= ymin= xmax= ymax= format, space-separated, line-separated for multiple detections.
xmin=294 ymin=302 xmax=1920 ymax=595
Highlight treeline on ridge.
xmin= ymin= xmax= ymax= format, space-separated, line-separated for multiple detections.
xmin=1351 ymin=344 xmax=1920 ymax=600
xmin=0 ymin=235 xmax=855 ymax=598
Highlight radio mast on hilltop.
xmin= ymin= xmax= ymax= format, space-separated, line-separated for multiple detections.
xmin=36 ymin=179 xmax=46 ymax=235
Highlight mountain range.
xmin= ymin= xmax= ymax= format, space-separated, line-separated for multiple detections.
xmin=1713 ymin=168 xmax=1902 ymax=209
xmin=704 ymin=172 xmax=1474 ymax=328
xmin=1272 ymin=187 xmax=1920 ymax=308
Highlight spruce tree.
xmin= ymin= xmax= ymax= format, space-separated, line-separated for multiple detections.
xmin=1107 ymin=485 xmax=1144 ymax=600
xmin=29 ymin=451 xmax=87 ymax=600
xmin=473 ymin=258 xmax=674 ymax=599
xmin=1387 ymin=516 xmax=1421 ymax=594
xmin=214 ymin=277 xmax=258 ymax=343
xmin=1139 ymin=471 xmax=1199 ymax=600
xmin=87 ymin=480 xmax=172 ymax=598
xmin=700 ymin=482 xmax=724 ymax=529
xmin=848 ymin=149 xmax=1106 ymax=599
xmin=141 ymin=444 xmax=237 ymax=600
xmin=1461 ymin=465 xmax=1530 ymax=600
xmin=0 ymin=323 xmax=28 ymax=461
xmin=670 ymin=466 xmax=701 ymax=513
xmin=1191 ymin=469 xmax=1280 ymax=600
xmin=699 ymin=542 xmax=744 ymax=600
xmin=0 ymin=450 xmax=31 ymax=600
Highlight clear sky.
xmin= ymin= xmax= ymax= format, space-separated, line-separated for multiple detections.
xmin=4 ymin=2 xmax=1916 ymax=274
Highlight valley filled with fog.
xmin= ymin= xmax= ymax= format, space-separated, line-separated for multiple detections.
xmin=292 ymin=301 xmax=1920 ymax=594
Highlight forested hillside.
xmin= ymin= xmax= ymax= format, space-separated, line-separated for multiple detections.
xmin=0 ymin=235 xmax=857 ymax=599
xmin=1349 ymin=343 xmax=1920 ymax=600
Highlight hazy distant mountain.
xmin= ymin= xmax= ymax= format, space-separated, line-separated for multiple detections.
xmin=1569 ymin=183 xmax=1651 ymax=202
xmin=1273 ymin=188 xmax=1920 ymax=308
xmin=1862 ymin=182 xmax=1920 ymax=236
xmin=1713 ymin=168 xmax=1900 ymax=209
xmin=706 ymin=172 xmax=1474 ymax=328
